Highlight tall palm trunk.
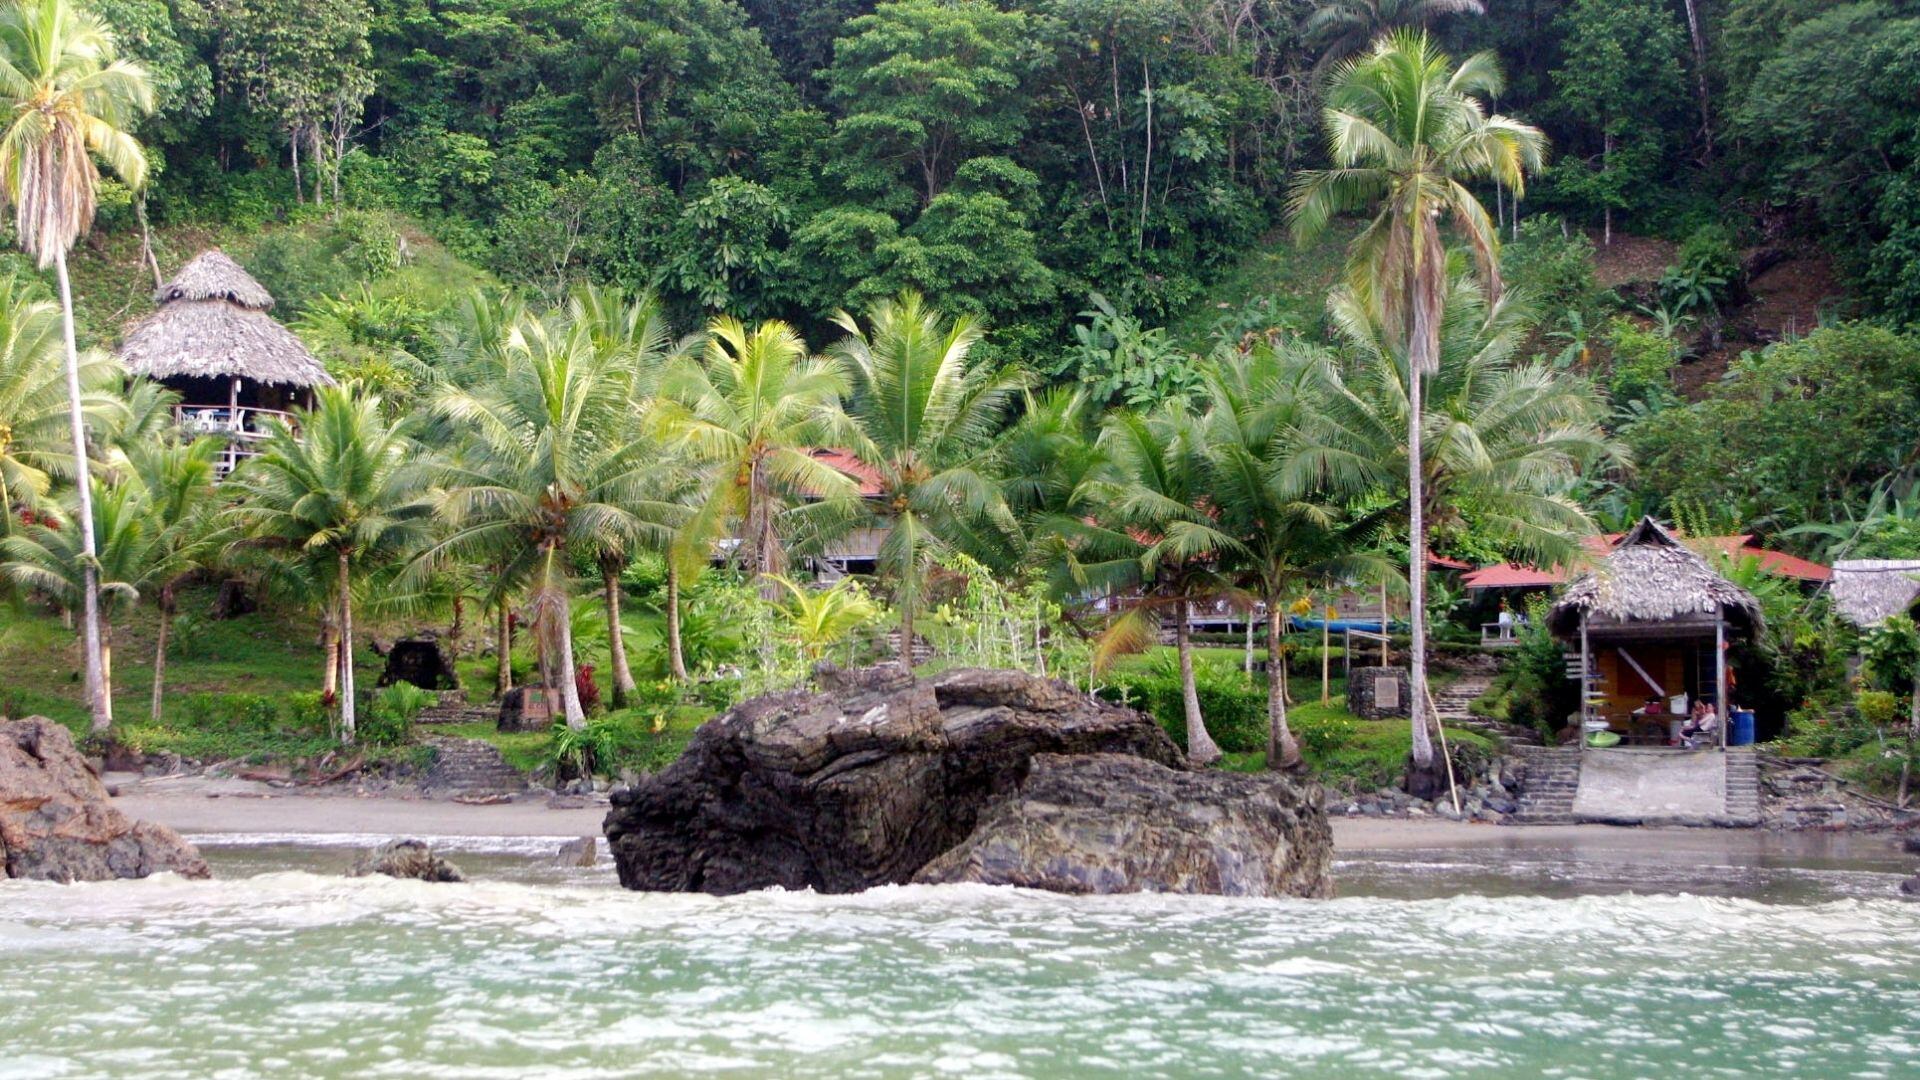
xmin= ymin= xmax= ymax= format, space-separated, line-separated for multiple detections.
xmin=150 ymin=583 xmax=175 ymax=723
xmin=665 ymin=560 xmax=687 ymax=681
xmin=337 ymin=549 xmax=357 ymax=745
xmin=1407 ymin=350 xmax=1435 ymax=769
xmin=1266 ymin=596 xmax=1300 ymax=770
xmin=541 ymin=543 xmax=587 ymax=729
xmin=53 ymin=249 xmax=107 ymax=735
xmin=321 ymin=621 xmax=339 ymax=699
xmin=495 ymin=600 xmax=512 ymax=698
xmin=1902 ymin=674 xmax=1918 ymax=808
xmin=1176 ymin=596 xmax=1221 ymax=766
xmin=99 ymin=620 xmax=113 ymax=725
xmin=601 ymin=557 xmax=637 ymax=708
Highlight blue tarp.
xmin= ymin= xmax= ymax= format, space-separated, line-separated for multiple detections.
xmin=1287 ymin=617 xmax=1404 ymax=634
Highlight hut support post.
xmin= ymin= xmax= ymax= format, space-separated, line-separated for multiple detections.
xmin=1579 ymin=616 xmax=1590 ymax=754
xmin=1715 ymin=613 xmax=1728 ymax=751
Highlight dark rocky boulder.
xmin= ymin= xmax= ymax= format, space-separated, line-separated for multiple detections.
xmin=916 ymin=754 xmax=1332 ymax=898
xmin=376 ymin=632 xmax=461 ymax=691
xmin=0 ymin=717 xmax=209 ymax=882
xmin=348 ymin=839 xmax=466 ymax=882
xmin=604 ymin=664 xmax=1331 ymax=898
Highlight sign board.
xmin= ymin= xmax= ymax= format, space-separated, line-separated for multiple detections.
xmin=1375 ymin=674 xmax=1399 ymax=711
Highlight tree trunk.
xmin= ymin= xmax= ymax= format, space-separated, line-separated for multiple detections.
xmin=338 ymin=549 xmax=357 ymax=745
xmin=554 ymin=589 xmax=586 ymax=730
xmin=449 ymin=592 xmax=465 ymax=663
xmin=602 ymin=559 xmax=637 ymax=708
xmin=1266 ymin=597 xmax=1300 ymax=770
xmin=150 ymin=584 xmax=174 ymax=723
xmin=1176 ymin=597 xmax=1221 ymax=766
xmin=135 ymin=194 xmax=162 ymax=289
xmin=495 ymin=600 xmax=512 ymax=698
xmin=100 ymin=620 xmax=113 ymax=726
xmin=1903 ymin=674 xmax=1919 ymax=808
xmin=899 ymin=592 xmax=915 ymax=664
xmin=1602 ymin=132 xmax=1613 ymax=246
xmin=1407 ymin=355 xmax=1435 ymax=769
xmin=290 ymin=127 xmax=304 ymax=205
xmin=1680 ymin=0 xmax=1713 ymax=158
xmin=53 ymin=249 xmax=107 ymax=736
xmin=321 ymin=622 xmax=339 ymax=700
xmin=665 ymin=560 xmax=687 ymax=681
xmin=1243 ymin=607 xmax=1254 ymax=677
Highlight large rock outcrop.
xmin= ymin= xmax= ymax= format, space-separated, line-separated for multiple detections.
xmin=915 ymin=753 xmax=1332 ymax=897
xmin=0 ymin=717 xmax=209 ymax=882
xmin=604 ymin=665 xmax=1331 ymax=898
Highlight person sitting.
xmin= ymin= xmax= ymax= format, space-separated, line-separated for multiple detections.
xmin=1680 ymin=700 xmax=1719 ymax=748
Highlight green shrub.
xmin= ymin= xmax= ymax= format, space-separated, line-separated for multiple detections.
xmin=1660 ymin=223 xmax=1741 ymax=314
xmin=1100 ymin=657 xmax=1268 ymax=753
xmin=360 ymin=683 xmax=437 ymax=747
xmin=181 ymin=692 xmax=281 ymax=733
xmin=545 ymin=710 xmax=687 ymax=777
xmin=1605 ymin=317 xmax=1680 ymax=413
xmin=1502 ymin=216 xmax=1601 ymax=331
xmin=1856 ymin=689 xmax=1900 ymax=727
xmin=284 ymin=692 xmax=332 ymax=735
xmin=1290 ymin=707 xmax=1355 ymax=757
xmin=1777 ymin=704 xmax=1883 ymax=759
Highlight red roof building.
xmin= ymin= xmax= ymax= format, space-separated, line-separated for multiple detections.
xmin=1463 ymin=532 xmax=1829 ymax=591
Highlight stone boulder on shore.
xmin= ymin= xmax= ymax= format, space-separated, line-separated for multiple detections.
xmin=604 ymin=665 xmax=1331 ymax=898
xmin=0 ymin=717 xmax=209 ymax=883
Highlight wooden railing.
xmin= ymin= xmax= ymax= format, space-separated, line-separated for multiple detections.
xmin=171 ymin=404 xmax=299 ymax=475
xmin=1481 ymin=622 xmax=1523 ymax=647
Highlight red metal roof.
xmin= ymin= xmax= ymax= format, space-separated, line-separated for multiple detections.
xmin=1463 ymin=532 xmax=1830 ymax=588
xmin=807 ymin=448 xmax=886 ymax=498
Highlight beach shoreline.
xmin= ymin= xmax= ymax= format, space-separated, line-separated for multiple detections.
xmin=107 ymin=772 xmax=1912 ymax=859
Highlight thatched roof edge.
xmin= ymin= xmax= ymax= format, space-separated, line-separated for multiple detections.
xmin=154 ymin=249 xmax=275 ymax=310
xmin=1547 ymin=517 xmax=1764 ymax=637
xmin=1829 ymin=560 xmax=1920 ymax=628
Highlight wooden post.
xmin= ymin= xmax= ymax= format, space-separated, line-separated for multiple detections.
xmin=1579 ymin=615 xmax=1591 ymax=754
xmin=1425 ymin=685 xmax=1462 ymax=816
xmin=1715 ymin=612 xmax=1728 ymax=751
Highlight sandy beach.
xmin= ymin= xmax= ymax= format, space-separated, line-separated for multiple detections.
xmin=107 ymin=771 xmax=1913 ymax=860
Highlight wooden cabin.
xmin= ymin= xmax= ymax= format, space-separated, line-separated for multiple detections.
xmin=116 ymin=250 xmax=334 ymax=475
xmin=1547 ymin=518 xmax=1765 ymax=749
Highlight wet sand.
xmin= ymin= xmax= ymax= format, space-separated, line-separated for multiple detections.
xmin=110 ymin=772 xmax=1913 ymax=859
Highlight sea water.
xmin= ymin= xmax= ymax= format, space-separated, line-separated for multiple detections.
xmin=2 ymin=838 xmax=1917 ymax=1079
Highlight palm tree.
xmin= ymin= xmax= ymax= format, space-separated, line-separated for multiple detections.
xmin=1289 ymin=30 xmax=1544 ymax=770
xmin=226 ymin=386 xmax=434 ymax=744
xmin=0 ymin=273 xmax=118 ymax=544
xmin=0 ymin=0 xmax=153 ymax=732
xmin=1199 ymin=341 xmax=1382 ymax=770
xmin=832 ymin=292 xmax=1022 ymax=659
xmin=655 ymin=317 xmax=858 ymax=597
xmin=1305 ymin=0 xmax=1486 ymax=66
xmin=1288 ymin=278 xmax=1616 ymax=767
xmin=121 ymin=436 xmax=220 ymax=722
xmin=1095 ymin=405 xmax=1245 ymax=766
xmin=430 ymin=316 xmax=677 ymax=730
xmin=1 ymin=477 xmax=148 ymax=722
xmin=767 ymin=574 xmax=880 ymax=661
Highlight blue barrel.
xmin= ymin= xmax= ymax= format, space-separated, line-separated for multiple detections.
xmin=1729 ymin=709 xmax=1756 ymax=746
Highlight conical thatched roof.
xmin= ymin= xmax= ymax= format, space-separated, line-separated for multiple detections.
xmin=116 ymin=250 xmax=333 ymax=388
xmin=1547 ymin=517 xmax=1764 ymax=637
xmin=1828 ymin=560 xmax=1920 ymax=628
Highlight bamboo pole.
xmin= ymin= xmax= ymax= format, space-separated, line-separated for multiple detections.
xmin=1424 ymin=685 xmax=1462 ymax=816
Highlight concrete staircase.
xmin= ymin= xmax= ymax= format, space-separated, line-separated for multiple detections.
xmin=414 ymin=691 xmax=498 ymax=728
xmin=1433 ymin=677 xmax=1545 ymax=747
xmin=423 ymin=736 xmax=528 ymax=797
xmin=1723 ymin=747 xmax=1761 ymax=827
xmin=1507 ymin=745 xmax=1582 ymax=824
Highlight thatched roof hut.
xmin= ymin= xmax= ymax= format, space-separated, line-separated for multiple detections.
xmin=116 ymin=250 xmax=334 ymax=391
xmin=1548 ymin=517 xmax=1764 ymax=640
xmin=1828 ymin=560 xmax=1920 ymax=628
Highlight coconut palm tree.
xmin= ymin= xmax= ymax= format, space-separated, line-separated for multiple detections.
xmin=655 ymin=317 xmax=858 ymax=597
xmin=429 ymin=316 xmax=679 ymax=730
xmin=1305 ymin=0 xmax=1486 ymax=66
xmin=0 ymin=273 xmax=118 ymax=544
xmin=0 ymin=0 xmax=153 ymax=732
xmin=766 ymin=574 xmax=881 ymax=661
xmin=1198 ymin=341 xmax=1384 ymax=770
xmin=1288 ymin=29 xmax=1544 ymax=769
xmin=1095 ymin=404 xmax=1245 ymax=767
xmin=1 ymin=476 xmax=154 ymax=724
xmin=226 ymin=386 xmax=435 ymax=745
xmin=1288 ymin=278 xmax=1616 ymax=766
xmin=832 ymin=291 xmax=1022 ymax=659
xmin=120 ymin=436 xmax=220 ymax=722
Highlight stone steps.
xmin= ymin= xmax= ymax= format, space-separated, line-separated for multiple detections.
xmin=415 ymin=703 xmax=498 ymax=726
xmin=423 ymin=736 xmax=528 ymax=796
xmin=1723 ymin=747 xmax=1761 ymax=826
xmin=1506 ymin=746 xmax=1582 ymax=825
